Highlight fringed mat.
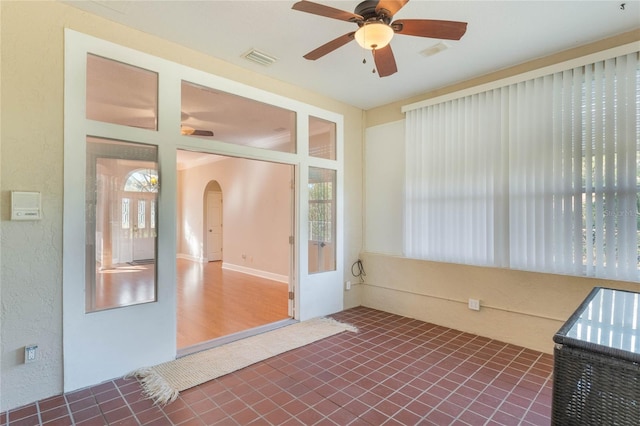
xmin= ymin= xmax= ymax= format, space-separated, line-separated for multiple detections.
xmin=128 ymin=317 xmax=357 ymax=405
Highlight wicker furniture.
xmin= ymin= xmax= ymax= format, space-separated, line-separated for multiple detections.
xmin=552 ymin=287 xmax=640 ymax=425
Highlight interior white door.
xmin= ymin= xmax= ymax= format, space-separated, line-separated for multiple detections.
xmin=206 ymin=191 xmax=222 ymax=261
xmin=118 ymin=193 xmax=155 ymax=264
xmin=132 ymin=195 xmax=156 ymax=261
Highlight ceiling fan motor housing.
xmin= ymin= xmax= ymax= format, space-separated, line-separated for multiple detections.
xmin=355 ymin=0 xmax=392 ymax=24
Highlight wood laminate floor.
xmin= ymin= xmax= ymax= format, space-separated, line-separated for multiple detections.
xmin=176 ymin=258 xmax=290 ymax=349
xmin=94 ymin=263 xmax=155 ymax=311
xmin=94 ymin=258 xmax=290 ymax=349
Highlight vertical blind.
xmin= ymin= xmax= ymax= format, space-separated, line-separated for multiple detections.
xmin=405 ymin=89 xmax=509 ymax=266
xmin=405 ymin=52 xmax=639 ymax=281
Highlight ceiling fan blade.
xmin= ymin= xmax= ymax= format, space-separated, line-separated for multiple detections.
xmin=303 ymin=32 xmax=355 ymax=60
xmin=376 ymin=0 xmax=409 ymax=17
xmin=292 ymin=1 xmax=363 ymax=22
xmin=181 ymin=126 xmax=214 ymax=137
xmin=393 ymin=19 xmax=467 ymax=40
xmin=373 ymin=45 xmax=397 ymax=77
xmin=191 ymin=129 xmax=214 ymax=137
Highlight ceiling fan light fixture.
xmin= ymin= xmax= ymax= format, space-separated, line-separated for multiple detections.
xmin=354 ymin=22 xmax=394 ymax=50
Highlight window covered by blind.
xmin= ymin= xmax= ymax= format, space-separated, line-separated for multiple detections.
xmin=405 ymin=89 xmax=509 ymax=266
xmin=405 ymin=52 xmax=639 ymax=282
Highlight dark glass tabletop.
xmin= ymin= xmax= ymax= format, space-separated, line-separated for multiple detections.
xmin=554 ymin=287 xmax=640 ymax=362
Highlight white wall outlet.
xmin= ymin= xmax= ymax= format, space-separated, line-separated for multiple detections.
xmin=468 ymin=298 xmax=480 ymax=311
xmin=25 ymin=344 xmax=38 ymax=363
xmin=345 ymin=281 xmax=351 ymax=291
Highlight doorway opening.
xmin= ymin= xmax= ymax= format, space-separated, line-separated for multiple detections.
xmin=176 ymin=150 xmax=295 ymax=353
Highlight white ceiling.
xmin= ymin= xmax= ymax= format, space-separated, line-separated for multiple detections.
xmin=64 ymin=0 xmax=639 ymax=110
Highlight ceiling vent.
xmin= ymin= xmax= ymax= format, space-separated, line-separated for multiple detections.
xmin=243 ymin=49 xmax=278 ymax=67
xmin=421 ymin=42 xmax=450 ymax=57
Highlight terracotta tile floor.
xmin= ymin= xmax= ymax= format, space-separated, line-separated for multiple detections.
xmin=2 ymin=307 xmax=553 ymax=425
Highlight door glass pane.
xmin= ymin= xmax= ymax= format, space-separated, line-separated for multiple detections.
xmin=86 ymin=54 xmax=158 ymax=130
xmin=309 ymin=116 xmax=336 ymax=160
xmin=122 ymin=198 xmax=130 ymax=229
xmin=181 ymin=81 xmax=296 ymax=153
xmin=308 ymin=167 xmax=336 ymax=273
xmin=137 ymin=200 xmax=146 ymax=229
xmin=86 ymin=137 xmax=158 ymax=312
xmin=151 ymin=200 xmax=156 ymax=229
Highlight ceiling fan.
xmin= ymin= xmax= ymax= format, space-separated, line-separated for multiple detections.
xmin=292 ymin=0 xmax=467 ymax=77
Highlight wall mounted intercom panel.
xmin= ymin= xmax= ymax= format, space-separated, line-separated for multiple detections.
xmin=11 ymin=191 xmax=42 ymax=220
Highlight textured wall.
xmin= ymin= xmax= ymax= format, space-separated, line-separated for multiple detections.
xmin=1 ymin=1 xmax=65 ymax=409
xmin=342 ymin=104 xmax=364 ymax=312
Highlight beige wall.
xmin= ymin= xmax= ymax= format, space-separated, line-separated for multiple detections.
xmin=1 ymin=1 xmax=66 ymax=411
xmin=359 ymin=29 xmax=640 ymax=355
xmin=0 ymin=1 xmax=363 ymax=411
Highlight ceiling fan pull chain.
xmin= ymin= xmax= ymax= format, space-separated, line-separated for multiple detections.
xmin=371 ymin=48 xmax=377 ymax=73
xmin=362 ymin=24 xmax=369 ymax=66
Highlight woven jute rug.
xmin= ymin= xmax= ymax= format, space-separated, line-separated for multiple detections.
xmin=129 ymin=317 xmax=357 ymax=405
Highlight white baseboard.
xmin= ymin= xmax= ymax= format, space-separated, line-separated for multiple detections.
xmin=176 ymin=253 xmax=206 ymax=263
xmin=222 ymin=263 xmax=289 ymax=284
